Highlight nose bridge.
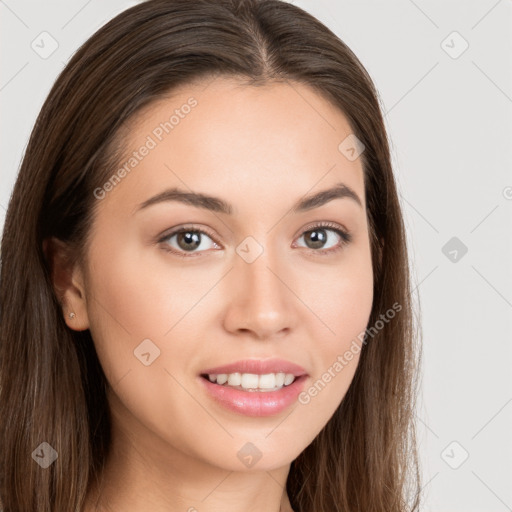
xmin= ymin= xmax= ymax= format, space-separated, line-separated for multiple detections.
xmin=239 ymin=237 xmax=286 ymax=302
xmin=241 ymin=246 xmax=282 ymax=298
xmin=224 ymin=235 xmax=297 ymax=337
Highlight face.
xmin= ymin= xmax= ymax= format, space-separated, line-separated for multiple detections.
xmin=66 ymin=77 xmax=374 ymax=473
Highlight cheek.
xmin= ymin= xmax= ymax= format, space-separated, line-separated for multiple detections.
xmin=300 ymin=248 xmax=374 ymax=349
xmin=294 ymin=249 xmax=373 ymax=409
xmin=83 ymin=242 xmax=211 ymax=448
xmin=83 ymin=235 xmax=218 ymax=383
xmin=85 ymin=234 xmax=205 ymax=337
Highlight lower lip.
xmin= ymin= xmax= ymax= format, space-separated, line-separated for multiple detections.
xmin=198 ymin=375 xmax=308 ymax=417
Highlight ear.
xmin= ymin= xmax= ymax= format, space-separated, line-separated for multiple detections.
xmin=43 ymin=236 xmax=90 ymax=331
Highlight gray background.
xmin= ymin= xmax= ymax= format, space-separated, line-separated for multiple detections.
xmin=1 ymin=1 xmax=511 ymax=510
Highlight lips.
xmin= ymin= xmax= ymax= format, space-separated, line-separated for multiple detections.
xmin=197 ymin=359 xmax=309 ymax=416
xmin=198 ymin=373 xmax=309 ymax=417
xmin=200 ymin=358 xmax=307 ymax=377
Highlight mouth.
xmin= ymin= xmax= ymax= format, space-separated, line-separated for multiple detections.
xmin=198 ymin=358 xmax=308 ymax=410
xmin=198 ymin=367 xmax=309 ymax=417
xmin=199 ymin=358 xmax=307 ymax=392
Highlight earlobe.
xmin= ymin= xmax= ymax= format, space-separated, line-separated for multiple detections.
xmin=42 ymin=236 xmax=90 ymax=331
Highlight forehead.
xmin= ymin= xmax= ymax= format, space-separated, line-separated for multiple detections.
xmin=97 ymin=76 xmax=366 ymax=217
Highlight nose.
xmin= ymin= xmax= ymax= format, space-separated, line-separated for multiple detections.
xmin=222 ymin=244 xmax=299 ymax=340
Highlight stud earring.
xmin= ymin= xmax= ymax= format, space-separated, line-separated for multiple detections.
xmin=69 ymin=312 xmax=76 ymax=319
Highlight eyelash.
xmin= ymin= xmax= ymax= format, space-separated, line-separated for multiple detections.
xmin=158 ymin=221 xmax=352 ymax=258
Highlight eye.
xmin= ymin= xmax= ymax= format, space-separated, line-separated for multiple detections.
xmin=158 ymin=221 xmax=352 ymax=258
xmin=294 ymin=222 xmax=352 ymax=255
xmin=158 ymin=225 xmax=220 ymax=257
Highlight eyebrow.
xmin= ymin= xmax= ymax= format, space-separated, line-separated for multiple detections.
xmin=135 ymin=181 xmax=363 ymax=215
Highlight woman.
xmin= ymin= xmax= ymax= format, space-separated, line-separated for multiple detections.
xmin=0 ymin=0 xmax=421 ymax=510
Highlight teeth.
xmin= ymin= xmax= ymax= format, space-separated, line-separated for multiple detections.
xmin=206 ymin=372 xmax=297 ymax=391
xmin=216 ymin=374 xmax=228 ymax=385
xmin=257 ymin=373 xmax=275 ymax=389
xmin=241 ymin=373 xmax=260 ymax=388
xmin=284 ymin=373 xmax=295 ymax=385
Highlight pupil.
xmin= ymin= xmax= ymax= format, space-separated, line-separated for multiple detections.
xmin=307 ymin=229 xmax=326 ymax=249
xmin=178 ymin=231 xmax=201 ymax=251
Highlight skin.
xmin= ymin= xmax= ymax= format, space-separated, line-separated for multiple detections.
xmin=47 ymin=77 xmax=374 ymax=512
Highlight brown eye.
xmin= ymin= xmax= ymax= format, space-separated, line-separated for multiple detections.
xmin=176 ymin=231 xmax=202 ymax=251
xmin=159 ymin=226 xmax=220 ymax=256
xmin=295 ymin=223 xmax=352 ymax=254
xmin=303 ymin=228 xmax=329 ymax=249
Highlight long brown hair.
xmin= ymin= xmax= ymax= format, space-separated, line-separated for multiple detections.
xmin=0 ymin=0 xmax=422 ymax=510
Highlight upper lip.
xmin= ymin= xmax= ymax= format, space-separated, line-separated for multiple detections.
xmin=200 ymin=358 xmax=307 ymax=377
